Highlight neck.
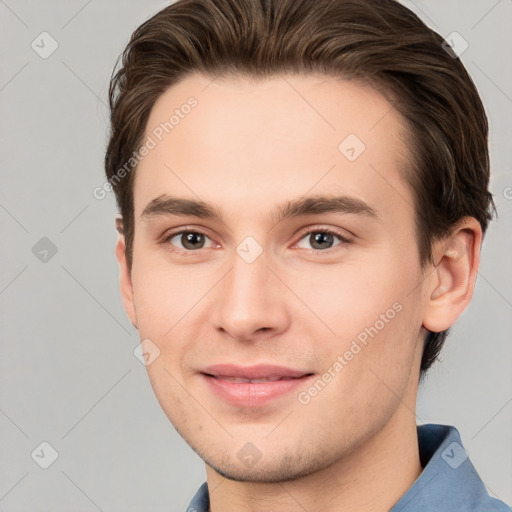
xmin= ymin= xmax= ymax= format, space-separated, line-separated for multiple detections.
xmin=206 ymin=408 xmax=422 ymax=512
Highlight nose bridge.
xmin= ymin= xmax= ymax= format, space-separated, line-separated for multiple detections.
xmin=223 ymin=248 xmax=272 ymax=314
xmin=228 ymin=254 xmax=265 ymax=300
xmin=212 ymin=244 xmax=289 ymax=340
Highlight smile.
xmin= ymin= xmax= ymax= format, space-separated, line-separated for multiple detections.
xmin=199 ymin=364 xmax=315 ymax=407
xmin=211 ymin=375 xmax=300 ymax=383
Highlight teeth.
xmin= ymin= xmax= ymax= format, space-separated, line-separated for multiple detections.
xmin=217 ymin=376 xmax=283 ymax=383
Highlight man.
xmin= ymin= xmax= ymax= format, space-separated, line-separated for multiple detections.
xmin=104 ymin=0 xmax=511 ymax=510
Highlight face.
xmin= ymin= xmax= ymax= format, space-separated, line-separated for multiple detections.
xmin=118 ymin=73 xmax=430 ymax=482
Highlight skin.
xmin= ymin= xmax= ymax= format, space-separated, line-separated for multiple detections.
xmin=115 ymin=73 xmax=481 ymax=512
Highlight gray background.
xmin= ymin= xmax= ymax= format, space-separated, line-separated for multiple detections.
xmin=0 ymin=0 xmax=511 ymax=510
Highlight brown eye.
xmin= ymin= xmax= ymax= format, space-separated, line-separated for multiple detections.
xmin=296 ymin=229 xmax=350 ymax=251
xmin=181 ymin=232 xmax=205 ymax=250
xmin=166 ymin=231 xmax=212 ymax=251
xmin=309 ymin=232 xmax=336 ymax=250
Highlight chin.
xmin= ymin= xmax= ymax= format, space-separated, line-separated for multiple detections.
xmin=200 ymin=447 xmax=331 ymax=484
xmin=207 ymin=462 xmax=318 ymax=484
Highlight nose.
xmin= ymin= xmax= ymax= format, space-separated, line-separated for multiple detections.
xmin=211 ymin=249 xmax=291 ymax=342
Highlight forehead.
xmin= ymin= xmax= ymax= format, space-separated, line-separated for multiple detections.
xmin=133 ymin=72 xmax=413 ymax=222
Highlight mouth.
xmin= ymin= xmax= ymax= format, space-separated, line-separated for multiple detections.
xmin=201 ymin=363 xmax=313 ymax=380
xmin=207 ymin=375 xmax=301 ymax=383
xmin=199 ymin=364 xmax=315 ymax=407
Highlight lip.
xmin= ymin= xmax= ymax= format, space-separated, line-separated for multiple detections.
xmin=200 ymin=364 xmax=315 ymax=407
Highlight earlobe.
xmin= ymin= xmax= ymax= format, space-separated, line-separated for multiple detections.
xmin=114 ymin=218 xmax=138 ymax=330
xmin=423 ymin=218 xmax=482 ymax=333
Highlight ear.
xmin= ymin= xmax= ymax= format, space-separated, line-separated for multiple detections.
xmin=422 ymin=217 xmax=482 ymax=333
xmin=115 ymin=217 xmax=138 ymax=330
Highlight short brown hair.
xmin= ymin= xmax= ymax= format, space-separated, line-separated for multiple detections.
xmin=105 ymin=0 xmax=494 ymax=373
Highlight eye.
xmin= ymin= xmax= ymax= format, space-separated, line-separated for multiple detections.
xmin=295 ymin=228 xmax=351 ymax=251
xmin=165 ymin=230 xmax=216 ymax=251
xmin=161 ymin=227 xmax=351 ymax=254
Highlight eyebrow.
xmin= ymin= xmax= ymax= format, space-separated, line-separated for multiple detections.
xmin=140 ymin=193 xmax=378 ymax=224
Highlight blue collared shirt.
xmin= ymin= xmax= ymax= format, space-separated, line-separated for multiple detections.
xmin=186 ymin=423 xmax=511 ymax=511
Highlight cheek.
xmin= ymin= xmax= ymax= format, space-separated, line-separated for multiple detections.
xmin=295 ymin=257 xmax=422 ymax=407
xmin=130 ymin=257 xmax=205 ymax=336
xmin=291 ymin=257 xmax=408 ymax=339
xmin=344 ymin=298 xmax=422 ymax=416
xmin=301 ymin=306 xmax=420 ymax=430
xmin=143 ymin=362 xmax=193 ymax=432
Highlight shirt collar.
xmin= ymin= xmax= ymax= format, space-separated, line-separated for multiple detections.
xmin=391 ymin=423 xmax=509 ymax=511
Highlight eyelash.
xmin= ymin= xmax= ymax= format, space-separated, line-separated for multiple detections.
xmin=161 ymin=225 xmax=353 ymax=256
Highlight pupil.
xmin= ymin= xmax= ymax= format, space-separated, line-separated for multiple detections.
xmin=311 ymin=232 xmax=333 ymax=250
xmin=183 ymin=232 xmax=204 ymax=250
